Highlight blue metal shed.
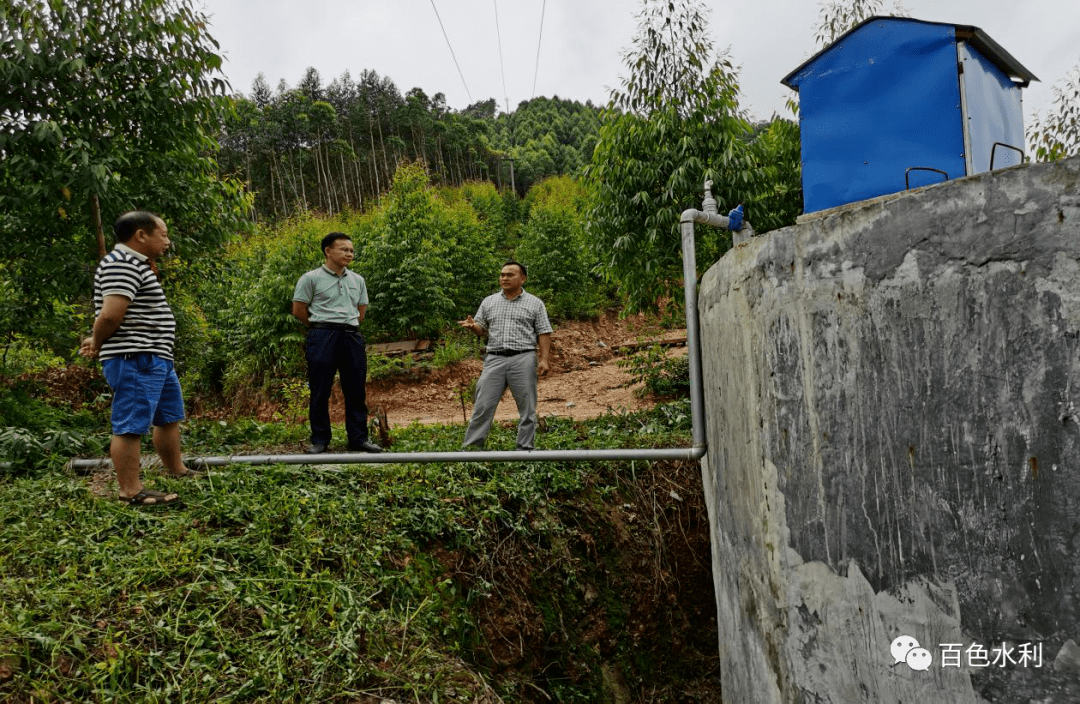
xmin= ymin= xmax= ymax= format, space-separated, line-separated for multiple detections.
xmin=781 ymin=17 xmax=1038 ymax=214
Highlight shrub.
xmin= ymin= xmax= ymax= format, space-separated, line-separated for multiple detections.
xmin=516 ymin=176 xmax=610 ymax=318
xmin=617 ymin=344 xmax=691 ymax=399
xmin=0 ymin=425 xmax=103 ymax=475
xmin=362 ymin=163 xmax=498 ymax=340
xmin=204 ymin=213 xmax=356 ymax=395
xmin=162 ymin=257 xmax=221 ymax=394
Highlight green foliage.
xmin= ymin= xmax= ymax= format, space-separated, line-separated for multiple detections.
xmin=583 ymin=0 xmax=803 ymax=312
xmin=0 ymin=335 xmax=64 ymax=379
xmin=206 ymin=214 xmax=352 ymax=393
xmin=517 ymin=176 xmax=610 ymax=318
xmin=159 ymin=258 xmax=220 ymax=392
xmin=617 ymin=345 xmax=691 ymax=400
xmin=458 ymin=180 xmax=519 ymax=255
xmin=0 ymin=385 xmax=70 ymax=434
xmin=0 ymin=426 xmax=102 ymax=476
xmin=219 ymin=67 xmax=500 ymax=221
xmin=488 ymin=96 xmax=603 ymax=195
xmin=431 ymin=327 xmax=482 ymax=367
xmin=584 ymin=1 xmax=752 ymax=310
xmin=361 ymin=162 xmax=499 ymax=339
xmin=186 ymin=166 xmax=508 ymax=395
xmin=0 ymin=0 xmax=251 ymax=355
xmin=366 ymin=352 xmax=415 ymax=381
xmin=183 ymin=417 xmax=308 ymax=453
xmin=1028 ymin=60 xmax=1080 ymax=162
xmin=0 ymin=405 xmax=710 ymax=701
xmin=813 ymin=0 xmax=910 ymax=48
xmin=748 ymin=116 xmax=804 ymax=231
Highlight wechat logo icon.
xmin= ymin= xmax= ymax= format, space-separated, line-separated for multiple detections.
xmin=891 ymin=635 xmax=933 ymax=671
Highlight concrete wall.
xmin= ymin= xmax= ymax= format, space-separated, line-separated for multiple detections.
xmin=698 ymin=157 xmax=1080 ymax=702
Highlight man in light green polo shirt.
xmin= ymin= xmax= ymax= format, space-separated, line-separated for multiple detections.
xmin=291 ymin=232 xmax=381 ymax=454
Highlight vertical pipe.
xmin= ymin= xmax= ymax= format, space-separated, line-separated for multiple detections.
xmin=680 ymin=217 xmax=707 ymax=450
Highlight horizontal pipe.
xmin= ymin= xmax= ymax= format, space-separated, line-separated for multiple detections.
xmin=61 ymin=185 xmax=739 ymax=472
xmin=67 ymin=445 xmax=707 ymax=470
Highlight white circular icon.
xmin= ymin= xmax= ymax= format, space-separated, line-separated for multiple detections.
xmin=891 ymin=635 xmax=920 ymax=664
xmin=891 ymin=635 xmax=933 ymax=671
xmin=906 ymin=647 xmax=933 ymax=671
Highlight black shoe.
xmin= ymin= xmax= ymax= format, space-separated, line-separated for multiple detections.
xmin=348 ymin=440 xmax=382 ymax=453
xmin=305 ymin=443 xmax=329 ymax=454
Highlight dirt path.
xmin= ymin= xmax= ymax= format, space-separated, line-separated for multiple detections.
xmin=342 ymin=311 xmax=688 ymax=429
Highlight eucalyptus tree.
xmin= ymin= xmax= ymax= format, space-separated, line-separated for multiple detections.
xmin=490 ymin=96 xmax=602 ymax=195
xmin=814 ymin=0 xmax=909 ymax=47
xmin=583 ymin=0 xmax=772 ymax=311
xmin=297 ymin=66 xmax=324 ymax=102
xmin=0 ymin=0 xmax=249 ymax=351
xmin=1027 ymin=60 xmax=1080 ymax=161
xmin=403 ymin=87 xmax=433 ymax=166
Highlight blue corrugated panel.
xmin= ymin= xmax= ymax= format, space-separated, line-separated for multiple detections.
xmin=786 ymin=19 xmax=968 ymax=213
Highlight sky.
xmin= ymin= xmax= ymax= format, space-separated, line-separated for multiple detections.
xmin=196 ymin=0 xmax=1079 ymax=129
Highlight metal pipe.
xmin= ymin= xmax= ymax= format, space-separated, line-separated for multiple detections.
xmin=68 ymin=446 xmax=706 ymax=470
xmin=66 ymin=183 xmax=745 ymax=471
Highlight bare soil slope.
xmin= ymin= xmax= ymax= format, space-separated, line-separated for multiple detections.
xmin=343 ymin=311 xmax=688 ymax=430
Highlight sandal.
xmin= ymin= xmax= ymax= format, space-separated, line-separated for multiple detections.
xmin=120 ymin=489 xmax=180 ymax=506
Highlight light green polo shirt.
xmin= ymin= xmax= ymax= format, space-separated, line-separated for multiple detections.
xmin=292 ymin=265 xmax=369 ymax=326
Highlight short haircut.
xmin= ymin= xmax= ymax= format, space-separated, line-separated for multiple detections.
xmin=503 ymin=259 xmax=527 ymax=277
xmin=322 ymin=232 xmax=351 ymax=254
xmin=113 ymin=211 xmax=161 ymax=243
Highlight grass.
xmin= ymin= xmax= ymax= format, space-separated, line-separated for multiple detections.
xmin=0 ymin=401 xmax=715 ymax=702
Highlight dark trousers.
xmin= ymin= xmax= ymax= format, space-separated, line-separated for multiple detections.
xmin=305 ymin=327 xmax=368 ymax=446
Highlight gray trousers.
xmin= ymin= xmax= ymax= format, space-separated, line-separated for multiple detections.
xmin=463 ymin=351 xmax=538 ymax=450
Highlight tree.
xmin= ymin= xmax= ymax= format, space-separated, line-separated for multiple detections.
xmin=0 ymin=0 xmax=249 ymax=353
xmin=517 ymin=176 xmax=607 ymax=318
xmin=361 ymin=162 xmax=497 ymax=339
xmin=813 ymin=0 xmax=909 ymax=48
xmin=583 ymin=0 xmax=792 ymax=311
xmin=1027 ymin=59 xmax=1080 ymax=162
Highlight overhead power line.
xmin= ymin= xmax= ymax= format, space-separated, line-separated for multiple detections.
xmin=493 ymin=0 xmax=509 ymax=114
xmin=531 ymin=0 xmax=546 ymax=99
xmin=428 ymin=0 xmax=472 ymax=103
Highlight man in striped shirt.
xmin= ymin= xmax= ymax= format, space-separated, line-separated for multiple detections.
xmin=80 ymin=211 xmax=196 ymax=506
xmin=459 ymin=260 xmax=552 ymax=450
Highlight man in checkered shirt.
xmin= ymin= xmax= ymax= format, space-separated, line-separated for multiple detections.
xmin=459 ymin=261 xmax=552 ymax=450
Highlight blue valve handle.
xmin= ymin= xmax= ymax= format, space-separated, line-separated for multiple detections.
xmin=727 ymin=205 xmax=744 ymax=231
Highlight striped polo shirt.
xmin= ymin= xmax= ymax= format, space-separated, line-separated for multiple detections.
xmin=93 ymin=244 xmax=176 ymax=360
xmin=474 ymin=289 xmax=552 ymax=353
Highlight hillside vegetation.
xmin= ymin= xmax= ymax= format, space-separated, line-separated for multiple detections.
xmin=0 ymin=405 xmax=723 ymax=703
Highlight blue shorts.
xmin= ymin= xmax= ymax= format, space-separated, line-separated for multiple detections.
xmin=101 ymin=353 xmax=186 ymax=436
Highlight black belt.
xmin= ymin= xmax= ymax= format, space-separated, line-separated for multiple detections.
xmin=488 ymin=348 xmax=533 ymax=357
xmin=310 ymin=322 xmax=358 ymax=332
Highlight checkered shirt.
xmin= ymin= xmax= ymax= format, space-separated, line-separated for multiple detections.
xmin=474 ymin=289 xmax=552 ymax=353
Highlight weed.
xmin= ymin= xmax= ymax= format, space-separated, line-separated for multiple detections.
xmin=0 ymin=427 xmax=104 ymax=476
xmin=617 ymin=344 xmax=691 ymax=399
xmin=367 ymin=351 xmax=415 ymax=381
xmin=432 ymin=326 xmax=482 ymax=368
xmin=0 ymin=404 xmax=715 ymax=702
xmin=274 ymin=378 xmax=308 ymax=424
